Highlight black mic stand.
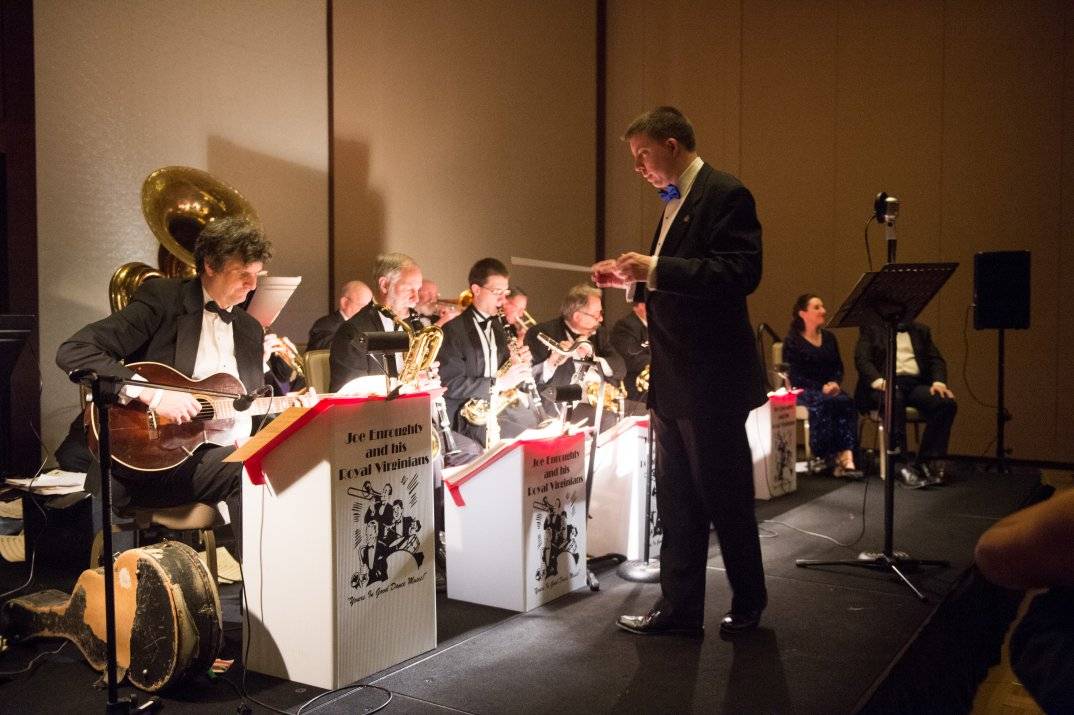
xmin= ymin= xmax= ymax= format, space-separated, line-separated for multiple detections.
xmin=794 ymin=216 xmax=957 ymax=601
xmin=76 ymin=372 xmax=161 ymax=713
xmin=617 ymin=413 xmax=660 ymax=583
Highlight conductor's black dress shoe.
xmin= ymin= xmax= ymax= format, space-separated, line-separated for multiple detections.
xmin=718 ymin=609 xmax=763 ymax=637
xmin=616 ymin=608 xmax=704 ymax=638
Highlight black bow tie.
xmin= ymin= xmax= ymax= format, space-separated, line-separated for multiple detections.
xmin=205 ymin=301 xmax=235 ymax=324
xmin=475 ymin=314 xmax=495 ymax=330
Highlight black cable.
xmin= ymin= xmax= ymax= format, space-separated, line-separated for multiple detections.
xmin=863 ymin=214 xmax=875 ymax=271
xmin=0 ymin=641 xmax=68 ymax=678
xmin=960 ymin=304 xmax=997 ymax=410
xmin=0 ymin=455 xmax=50 ymax=601
xmin=761 ymin=473 xmax=871 ymax=549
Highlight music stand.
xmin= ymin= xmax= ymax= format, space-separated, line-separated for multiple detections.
xmin=795 ymin=262 xmax=956 ymax=601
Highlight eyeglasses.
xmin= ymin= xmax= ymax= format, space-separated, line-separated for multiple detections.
xmin=578 ymin=309 xmax=603 ymax=321
xmin=481 ymin=286 xmax=510 ymax=297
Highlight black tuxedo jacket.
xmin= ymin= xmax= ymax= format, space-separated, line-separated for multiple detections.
xmin=437 ymin=306 xmax=509 ymax=424
xmin=56 ymin=277 xmax=265 ymax=394
xmin=853 ymin=322 xmax=948 ymax=410
xmin=524 ymin=317 xmax=625 ymax=390
xmin=610 ymin=312 xmax=649 ymax=401
xmin=636 ymin=162 xmax=767 ymax=417
xmin=307 ymin=310 xmax=344 ymax=351
xmin=328 ymin=303 xmax=399 ymax=392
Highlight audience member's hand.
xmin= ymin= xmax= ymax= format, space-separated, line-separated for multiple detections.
xmin=144 ymin=389 xmax=201 ymax=423
xmin=930 ymin=382 xmax=954 ymax=399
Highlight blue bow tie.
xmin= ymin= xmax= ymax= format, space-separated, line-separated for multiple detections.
xmin=658 ymin=184 xmax=681 ymax=203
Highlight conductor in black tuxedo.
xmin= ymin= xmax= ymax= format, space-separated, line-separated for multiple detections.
xmin=594 ymin=106 xmax=768 ymax=638
xmin=56 ymin=218 xmax=279 ymax=557
xmin=306 ymin=280 xmax=373 ymax=351
xmin=437 ymin=258 xmax=538 ymax=447
xmin=853 ymin=321 xmax=957 ymax=487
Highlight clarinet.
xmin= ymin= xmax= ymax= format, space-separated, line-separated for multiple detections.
xmin=498 ymin=308 xmax=551 ymax=425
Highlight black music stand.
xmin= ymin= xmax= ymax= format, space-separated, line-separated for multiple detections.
xmin=795 ymin=262 xmax=956 ymax=601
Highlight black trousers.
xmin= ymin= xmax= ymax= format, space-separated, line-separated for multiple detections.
xmin=871 ymin=377 xmax=958 ymax=459
xmin=653 ymin=409 xmax=767 ymax=619
xmin=90 ymin=445 xmax=242 ymax=558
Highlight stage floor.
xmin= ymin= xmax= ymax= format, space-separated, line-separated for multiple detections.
xmin=0 ymin=463 xmax=1041 ymax=714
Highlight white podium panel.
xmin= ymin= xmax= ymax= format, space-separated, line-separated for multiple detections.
xmin=588 ymin=416 xmax=659 ymax=560
xmin=241 ymin=395 xmax=435 ymax=689
xmin=444 ymin=433 xmax=587 ymax=612
xmin=747 ymin=390 xmax=799 ymax=500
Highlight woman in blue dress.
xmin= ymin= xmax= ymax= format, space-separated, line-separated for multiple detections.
xmin=783 ymin=294 xmax=861 ymax=477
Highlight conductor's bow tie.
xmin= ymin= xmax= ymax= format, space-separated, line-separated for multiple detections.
xmin=658 ymin=184 xmax=681 ymax=202
xmin=204 ymin=301 xmax=235 ymax=324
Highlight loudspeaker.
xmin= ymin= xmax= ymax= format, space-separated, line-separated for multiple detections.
xmin=974 ymin=251 xmax=1030 ymax=330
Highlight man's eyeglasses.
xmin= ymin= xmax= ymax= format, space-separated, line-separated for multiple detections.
xmin=481 ymin=286 xmax=510 ymax=297
xmin=578 ymin=309 xmax=603 ymax=321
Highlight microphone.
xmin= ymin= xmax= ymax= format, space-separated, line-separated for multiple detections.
xmin=874 ymin=192 xmax=899 ymax=224
xmin=67 ymin=368 xmax=98 ymax=384
xmin=233 ymin=385 xmax=270 ymax=411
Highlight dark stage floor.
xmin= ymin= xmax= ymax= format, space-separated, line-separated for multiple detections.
xmin=0 ymin=463 xmax=1040 ymax=714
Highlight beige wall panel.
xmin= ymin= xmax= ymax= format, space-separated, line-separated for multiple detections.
xmin=1059 ymin=4 xmax=1074 ymax=458
xmin=35 ymin=1 xmax=328 ymax=450
xmin=740 ymin=1 xmax=837 ymax=338
xmin=332 ymin=1 xmax=595 ymax=323
xmin=604 ymin=0 xmax=743 ymax=327
xmin=941 ymin=1 xmax=1067 ymax=460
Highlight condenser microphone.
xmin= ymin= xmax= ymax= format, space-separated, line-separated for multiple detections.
xmin=67 ymin=368 xmax=98 ymax=384
xmin=874 ymin=192 xmax=899 ymax=224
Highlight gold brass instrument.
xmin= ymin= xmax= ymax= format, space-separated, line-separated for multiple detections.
xmin=585 ymin=381 xmax=628 ymax=415
xmin=636 ymin=364 xmax=650 ymax=394
xmin=109 ymin=166 xmax=258 ymax=310
xmin=373 ymin=304 xmax=457 ymax=456
xmin=498 ymin=308 xmax=550 ymax=424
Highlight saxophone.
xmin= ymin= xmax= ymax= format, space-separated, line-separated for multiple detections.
xmin=498 ymin=308 xmax=551 ymax=425
xmin=373 ymin=304 xmax=459 ymax=456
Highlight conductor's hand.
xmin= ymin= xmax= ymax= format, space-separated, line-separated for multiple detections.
xmin=144 ymin=389 xmax=201 ymax=424
xmin=930 ymin=382 xmax=955 ymax=399
xmin=614 ymin=252 xmax=653 ymax=283
xmin=591 ymin=259 xmax=630 ymax=289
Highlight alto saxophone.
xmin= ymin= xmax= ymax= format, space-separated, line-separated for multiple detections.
xmin=498 ymin=308 xmax=551 ymax=425
xmin=373 ymin=304 xmax=459 ymax=457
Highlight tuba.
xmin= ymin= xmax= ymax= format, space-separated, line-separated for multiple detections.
xmin=110 ymin=166 xmax=258 ymax=311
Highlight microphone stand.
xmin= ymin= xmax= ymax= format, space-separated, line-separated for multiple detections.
xmin=75 ymin=372 xmax=160 ymax=713
xmin=617 ymin=413 xmax=660 ymax=583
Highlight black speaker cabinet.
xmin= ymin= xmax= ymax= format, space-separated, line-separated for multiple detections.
xmin=974 ymin=251 xmax=1030 ymax=330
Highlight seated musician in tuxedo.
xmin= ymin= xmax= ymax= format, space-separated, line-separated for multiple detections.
xmin=56 ymin=217 xmax=298 ymax=558
xmin=306 ymin=280 xmax=372 ymax=351
xmin=329 ymin=254 xmax=423 ymax=392
xmin=854 ymin=321 xmax=957 ymax=488
xmin=525 ymin=284 xmax=625 ymax=425
xmin=501 ymin=286 xmax=531 ymax=342
xmin=610 ymin=296 xmax=649 ymax=410
xmin=413 ymin=279 xmax=460 ymax=329
xmin=437 ymin=258 xmax=540 ymax=447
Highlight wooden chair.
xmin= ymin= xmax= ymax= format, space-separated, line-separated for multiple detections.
xmin=304 ymin=348 xmax=330 ymax=393
xmin=90 ymin=502 xmax=222 ymax=584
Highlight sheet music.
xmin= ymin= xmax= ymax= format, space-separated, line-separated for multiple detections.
xmin=246 ymin=275 xmax=302 ymax=328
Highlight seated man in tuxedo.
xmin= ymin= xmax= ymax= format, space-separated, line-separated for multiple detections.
xmin=525 ymin=284 xmax=625 ymax=427
xmin=413 ymin=279 xmax=460 ymax=329
xmin=501 ymin=286 xmax=531 ymax=342
xmin=854 ymin=321 xmax=957 ymax=488
xmin=306 ymin=279 xmax=372 ymax=351
xmin=610 ymin=296 xmax=649 ymax=410
xmin=437 ymin=258 xmax=540 ymax=448
xmin=56 ymin=217 xmax=293 ymax=558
